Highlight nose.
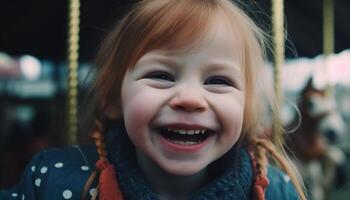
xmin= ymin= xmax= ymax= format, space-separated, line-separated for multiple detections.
xmin=168 ymin=86 xmax=208 ymax=112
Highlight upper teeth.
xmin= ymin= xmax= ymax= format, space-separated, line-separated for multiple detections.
xmin=167 ymin=128 xmax=207 ymax=135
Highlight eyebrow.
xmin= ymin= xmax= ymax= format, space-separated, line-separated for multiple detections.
xmin=138 ymin=53 xmax=241 ymax=72
xmin=204 ymin=61 xmax=242 ymax=75
xmin=135 ymin=54 xmax=180 ymax=69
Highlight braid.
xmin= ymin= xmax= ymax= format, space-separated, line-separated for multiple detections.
xmin=252 ymin=138 xmax=287 ymax=174
xmin=251 ymin=137 xmax=308 ymax=200
xmin=248 ymin=137 xmax=269 ymax=200
xmin=81 ymin=119 xmax=107 ymax=200
xmin=250 ymin=137 xmax=269 ymax=179
xmin=82 ymin=118 xmax=124 ymax=200
xmin=90 ymin=119 xmax=108 ymax=161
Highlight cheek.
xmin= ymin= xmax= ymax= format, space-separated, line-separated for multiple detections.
xmin=214 ymin=94 xmax=245 ymax=140
xmin=224 ymin=107 xmax=244 ymax=138
xmin=122 ymin=86 xmax=161 ymax=130
xmin=122 ymin=88 xmax=158 ymax=149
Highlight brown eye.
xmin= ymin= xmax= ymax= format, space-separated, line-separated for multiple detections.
xmin=144 ymin=71 xmax=175 ymax=82
xmin=205 ymin=76 xmax=234 ymax=86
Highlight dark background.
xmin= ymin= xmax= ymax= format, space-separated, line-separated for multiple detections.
xmin=1 ymin=0 xmax=349 ymax=62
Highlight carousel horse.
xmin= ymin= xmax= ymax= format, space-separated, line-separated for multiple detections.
xmin=286 ymin=77 xmax=347 ymax=200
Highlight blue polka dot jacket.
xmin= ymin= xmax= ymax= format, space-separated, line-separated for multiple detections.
xmin=0 ymin=123 xmax=299 ymax=200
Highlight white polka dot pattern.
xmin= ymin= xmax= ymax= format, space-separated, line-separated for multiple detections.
xmin=63 ymin=190 xmax=72 ymax=199
xmin=31 ymin=166 xmax=35 ymax=172
xmin=283 ymin=174 xmax=291 ymax=183
xmin=40 ymin=167 xmax=48 ymax=174
xmin=81 ymin=166 xmax=89 ymax=171
xmin=34 ymin=178 xmax=41 ymax=187
xmin=54 ymin=162 xmax=64 ymax=168
xmin=11 ymin=193 xmax=18 ymax=197
xmin=21 ymin=194 xmax=25 ymax=200
xmin=89 ymin=188 xmax=97 ymax=196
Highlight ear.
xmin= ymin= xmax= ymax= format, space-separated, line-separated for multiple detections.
xmin=302 ymin=76 xmax=315 ymax=95
xmin=305 ymin=76 xmax=313 ymax=89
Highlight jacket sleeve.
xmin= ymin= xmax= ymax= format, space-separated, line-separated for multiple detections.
xmin=0 ymin=145 xmax=99 ymax=200
xmin=265 ymin=165 xmax=301 ymax=200
xmin=0 ymin=151 xmax=45 ymax=199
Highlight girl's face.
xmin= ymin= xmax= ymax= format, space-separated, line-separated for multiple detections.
xmin=121 ymin=17 xmax=245 ymax=176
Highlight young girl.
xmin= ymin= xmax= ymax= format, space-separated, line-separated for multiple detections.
xmin=1 ymin=0 xmax=307 ymax=199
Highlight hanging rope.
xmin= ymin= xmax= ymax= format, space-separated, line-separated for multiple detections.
xmin=271 ymin=0 xmax=285 ymax=143
xmin=272 ymin=0 xmax=284 ymax=105
xmin=323 ymin=0 xmax=334 ymax=95
xmin=323 ymin=0 xmax=334 ymax=55
xmin=67 ymin=0 xmax=80 ymax=144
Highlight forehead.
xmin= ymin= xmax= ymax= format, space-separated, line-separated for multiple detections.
xmin=204 ymin=13 xmax=243 ymax=58
xmin=159 ymin=11 xmax=244 ymax=64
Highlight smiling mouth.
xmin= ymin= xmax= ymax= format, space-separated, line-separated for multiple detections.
xmin=157 ymin=127 xmax=214 ymax=145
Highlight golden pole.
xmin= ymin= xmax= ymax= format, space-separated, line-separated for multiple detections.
xmin=323 ymin=0 xmax=334 ymax=55
xmin=67 ymin=0 xmax=80 ymax=144
xmin=272 ymin=0 xmax=285 ymax=142
xmin=323 ymin=0 xmax=334 ymax=94
xmin=322 ymin=4 xmax=335 ymax=199
xmin=272 ymin=0 xmax=285 ymax=105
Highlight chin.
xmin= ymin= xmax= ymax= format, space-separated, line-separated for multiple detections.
xmin=159 ymin=161 xmax=208 ymax=177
